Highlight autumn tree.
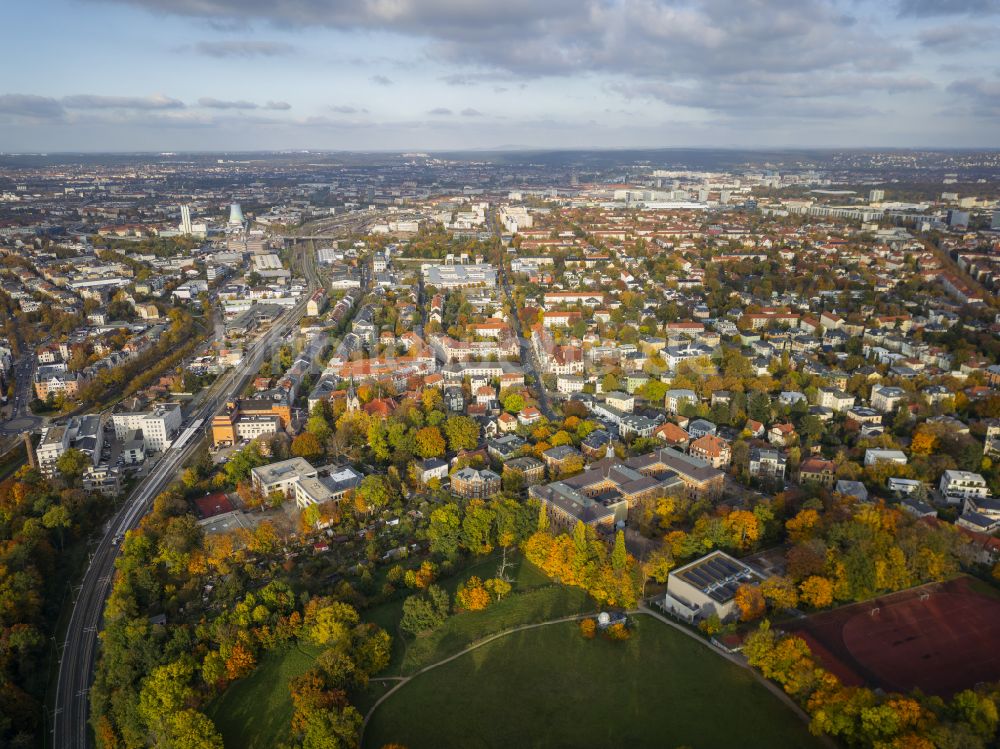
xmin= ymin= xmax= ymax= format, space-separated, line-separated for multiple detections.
xmin=291 ymin=432 xmax=324 ymax=461
xmin=414 ymin=426 xmax=446 ymax=459
xmin=761 ymin=575 xmax=800 ymax=611
xmin=455 ymin=576 xmax=491 ymax=611
xmin=799 ymin=575 xmax=834 ymax=608
xmin=734 ymin=583 xmax=766 ymax=621
xmin=444 ymin=415 xmax=480 ymax=452
xmin=724 ymin=509 xmax=761 ymax=551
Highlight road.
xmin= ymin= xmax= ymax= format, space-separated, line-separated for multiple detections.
xmin=53 ymin=286 xmax=315 ymax=748
xmin=0 ymin=353 xmax=42 ymax=439
xmin=485 ymin=208 xmax=555 ymax=419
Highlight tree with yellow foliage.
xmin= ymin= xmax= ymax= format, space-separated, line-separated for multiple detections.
xmin=909 ymin=425 xmax=938 ymax=456
xmin=799 ymin=575 xmax=834 ymax=608
xmin=761 ymin=575 xmax=799 ymax=611
xmin=786 ymin=508 xmax=822 ymax=543
xmin=724 ymin=509 xmax=761 ymax=551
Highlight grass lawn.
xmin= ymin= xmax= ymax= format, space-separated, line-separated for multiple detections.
xmin=364 ymin=616 xmax=825 ymax=749
xmin=207 ymin=641 xmax=322 ymax=749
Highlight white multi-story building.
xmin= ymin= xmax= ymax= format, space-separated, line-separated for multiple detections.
xmin=36 ymin=415 xmax=103 ymax=477
xmin=870 ymin=385 xmax=907 ymax=414
xmin=940 ymin=470 xmax=989 ymax=504
xmin=818 ymin=388 xmax=856 ymax=412
xmin=112 ymin=403 xmax=183 ymax=453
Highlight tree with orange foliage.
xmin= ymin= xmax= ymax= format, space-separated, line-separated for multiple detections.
xmin=785 ymin=508 xmax=822 ymax=543
xmin=579 ymin=618 xmax=597 ymax=639
xmin=225 ymin=642 xmax=256 ymax=680
xmin=734 ymin=583 xmax=766 ymax=621
xmin=799 ymin=575 xmax=834 ymax=608
xmin=404 ymin=560 xmax=438 ymax=589
xmin=455 ymin=576 xmax=491 ymax=611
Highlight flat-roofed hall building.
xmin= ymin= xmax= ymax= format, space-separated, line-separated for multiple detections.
xmin=659 ymin=550 xmax=767 ymax=623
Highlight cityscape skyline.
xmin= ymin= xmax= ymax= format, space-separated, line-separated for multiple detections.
xmin=2 ymin=0 xmax=1000 ymax=151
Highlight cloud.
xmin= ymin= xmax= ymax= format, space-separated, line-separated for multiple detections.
xmin=193 ymin=40 xmax=296 ymax=58
xmin=948 ymin=76 xmax=1000 ymax=116
xmin=898 ymin=0 xmax=999 ymax=16
xmin=62 ymin=93 xmax=184 ymax=109
xmin=427 ymin=107 xmax=452 ymax=115
xmin=329 ymin=105 xmax=368 ymax=114
xmin=0 ymin=94 xmax=64 ymax=121
xmin=370 ymin=75 xmax=393 ymax=86
xmin=460 ymin=107 xmax=483 ymax=116
xmin=918 ymin=25 xmax=999 ymax=50
xmin=91 ymin=0 xmax=909 ymax=80
xmin=198 ymin=97 xmax=259 ymax=109
xmin=265 ymin=100 xmax=291 ymax=110
xmin=611 ymin=72 xmax=931 ymax=118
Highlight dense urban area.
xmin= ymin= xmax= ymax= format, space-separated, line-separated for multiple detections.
xmin=1 ymin=148 xmax=1000 ymax=749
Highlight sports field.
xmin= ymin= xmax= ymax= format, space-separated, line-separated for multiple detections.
xmin=787 ymin=577 xmax=1000 ymax=696
xmin=364 ymin=615 xmax=824 ymax=749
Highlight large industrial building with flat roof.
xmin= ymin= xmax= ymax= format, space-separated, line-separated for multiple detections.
xmin=659 ymin=550 xmax=767 ymax=623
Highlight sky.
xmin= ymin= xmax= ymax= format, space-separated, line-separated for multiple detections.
xmin=1 ymin=0 xmax=999 ymax=152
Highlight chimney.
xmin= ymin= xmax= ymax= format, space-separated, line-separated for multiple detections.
xmin=23 ymin=431 xmax=37 ymax=470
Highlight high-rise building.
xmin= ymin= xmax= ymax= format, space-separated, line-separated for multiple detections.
xmin=991 ymin=211 xmax=1000 ymax=231
xmin=228 ymin=203 xmax=246 ymax=227
xmin=947 ymin=210 xmax=970 ymax=228
xmin=179 ymin=204 xmax=192 ymax=234
xmin=869 ymin=189 xmax=885 ymax=202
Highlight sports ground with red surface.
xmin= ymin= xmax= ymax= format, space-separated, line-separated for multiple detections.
xmin=785 ymin=577 xmax=1000 ymax=697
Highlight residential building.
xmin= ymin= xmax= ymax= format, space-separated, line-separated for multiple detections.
xmin=818 ymin=388 xmax=855 ymax=412
xmin=688 ymin=434 xmax=731 ymax=469
xmin=871 ymin=385 xmax=906 ymax=413
xmin=451 ymin=467 xmax=501 ymax=499
xmin=503 ymin=456 xmax=546 ymax=486
xmin=798 ymin=457 xmax=837 ymax=488
xmin=940 ymin=470 xmax=989 ymax=504
xmin=112 ymin=402 xmax=183 ymax=453
xmin=251 ymin=457 xmax=317 ymax=497
xmin=864 ymin=449 xmax=907 ymax=467
xmin=749 ymin=447 xmax=786 ymax=481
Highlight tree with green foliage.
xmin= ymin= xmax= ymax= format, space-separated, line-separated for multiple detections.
xmin=428 ymin=503 xmax=462 ymax=558
xmin=355 ymin=475 xmax=393 ymax=513
xmin=444 ymin=415 xmax=480 ymax=452
xmin=400 ymin=584 xmax=450 ymax=635
xmin=56 ymin=447 xmax=89 ymax=483
xmin=611 ymin=529 xmax=627 ymax=571
xmin=501 ymin=391 xmax=526 ymax=413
